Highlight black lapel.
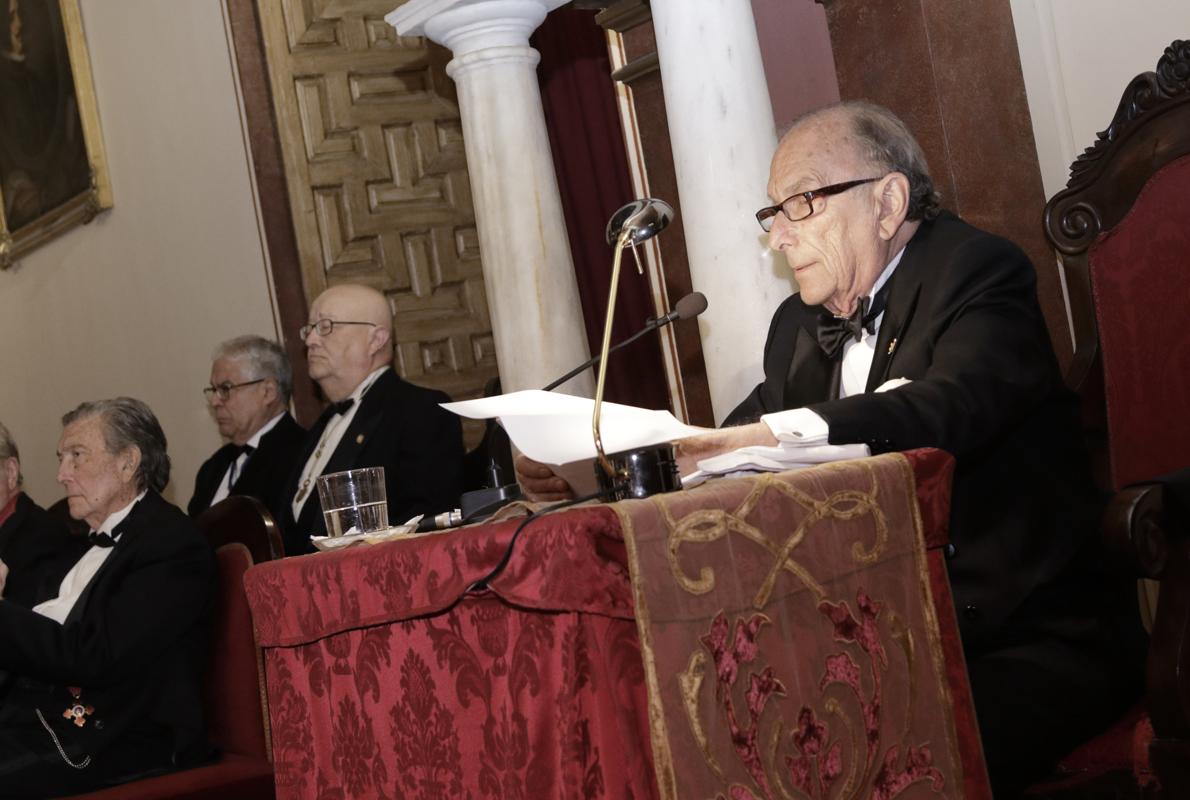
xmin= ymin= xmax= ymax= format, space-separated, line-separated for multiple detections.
xmin=62 ymin=493 xmax=153 ymax=626
xmin=865 ymin=224 xmax=930 ymax=392
xmin=784 ymin=327 xmax=837 ymax=408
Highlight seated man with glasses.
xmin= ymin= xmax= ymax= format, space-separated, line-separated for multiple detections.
xmin=188 ymin=335 xmax=306 ymax=520
xmin=280 ymin=283 xmax=464 ymax=554
xmin=519 ymin=100 xmax=1142 ymax=795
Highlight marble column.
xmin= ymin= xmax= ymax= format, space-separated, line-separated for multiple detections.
xmin=387 ymin=0 xmax=592 ymax=396
xmin=650 ymin=0 xmax=791 ymax=423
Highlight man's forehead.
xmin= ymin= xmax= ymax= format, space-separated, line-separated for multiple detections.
xmin=769 ymin=119 xmax=857 ymax=194
xmin=59 ymin=418 xmax=102 ymax=449
xmin=211 ymin=356 xmax=251 ymax=378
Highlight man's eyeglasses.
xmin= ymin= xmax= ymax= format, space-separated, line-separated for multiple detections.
xmin=203 ymin=379 xmax=265 ymax=402
xmin=299 ymin=319 xmax=377 ymax=339
xmin=755 ymin=177 xmax=881 ymax=232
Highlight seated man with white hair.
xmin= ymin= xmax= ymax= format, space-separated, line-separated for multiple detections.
xmin=189 ymin=334 xmax=306 ymax=520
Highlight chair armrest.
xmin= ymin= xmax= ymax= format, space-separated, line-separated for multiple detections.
xmin=1103 ymin=484 xmax=1167 ymax=579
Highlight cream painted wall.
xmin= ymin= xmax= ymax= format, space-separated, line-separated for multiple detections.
xmin=0 ymin=1 xmax=278 ymax=507
xmin=1012 ymin=0 xmax=1190 ymax=200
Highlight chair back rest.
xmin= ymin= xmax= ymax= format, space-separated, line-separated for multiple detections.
xmin=198 ymin=495 xmax=283 ymax=564
xmin=204 ymin=542 xmax=270 ymax=760
xmin=1044 ymin=40 xmax=1190 ymax=491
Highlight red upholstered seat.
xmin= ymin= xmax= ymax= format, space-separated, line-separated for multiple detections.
xmin=62 ymin=499 xmax=276 ymax=799
xmin=1028 ymin=39 xmax=1190 ymax=799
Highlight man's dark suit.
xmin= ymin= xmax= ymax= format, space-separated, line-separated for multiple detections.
xmin=726 ymin=212 xmax=1141 ymax=792
xmin=0 ymin=491 xmax=214 ymax=797
xmin=280 ymin=368 xmax=464 ymax=555
xmin=0 ymin=494 xmax=88 ymax=609
xmin=187 ymin=412 xmax=306 ymax=520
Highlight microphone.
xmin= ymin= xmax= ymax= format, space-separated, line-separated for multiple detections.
xmin=541 ymin=291 xmax=707 ymax=392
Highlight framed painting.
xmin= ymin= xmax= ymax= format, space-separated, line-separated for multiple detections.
xmin=0 ymin=0 xmax=111 ymax=269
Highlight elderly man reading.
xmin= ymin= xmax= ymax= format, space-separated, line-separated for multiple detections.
xmin=0 ymin=398 xmax=213 ymax=797
xmin=519 ymin=101 xmax=1143 ymax=794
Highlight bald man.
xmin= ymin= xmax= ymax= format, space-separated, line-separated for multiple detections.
xmin=280 ymin=284 xmax=464 ymax=554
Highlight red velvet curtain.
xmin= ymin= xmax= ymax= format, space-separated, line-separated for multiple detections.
xmin=533 ymin=9 xmax=670 ymax=411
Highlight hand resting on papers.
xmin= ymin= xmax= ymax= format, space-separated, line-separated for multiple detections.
xmin=515 ymin=454 xmax=578 ymax=502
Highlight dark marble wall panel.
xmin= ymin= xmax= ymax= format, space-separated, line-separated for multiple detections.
xmin=819 ymin=0 xmax=1071 ymax=369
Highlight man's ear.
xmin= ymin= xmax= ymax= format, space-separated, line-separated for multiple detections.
xmin=368 ymin=324 xmax=392 ymax=359
xmin=1 ymin=458 xmax=19 ymax=492
xmin=876 ymin=172 xmax=911 ymax=240
xmin=261 ymin=379 xmax=280 ymax=406
xmin=121 ymin=446 xmax=142 ymax=484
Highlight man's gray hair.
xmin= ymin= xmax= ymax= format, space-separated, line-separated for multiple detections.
xmin=214 ymin=335 xmax=292 ymax=403
xmin=793 ymin=100 xmax=942 ymax=221
xmin=0 ymin=421 xmax=22 ymax=486
xmin=62 ymin=398 xmax=170 ymax=493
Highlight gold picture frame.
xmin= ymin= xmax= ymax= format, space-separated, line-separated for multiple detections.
xmin=0 ymin=0 xmax=112 ymax=269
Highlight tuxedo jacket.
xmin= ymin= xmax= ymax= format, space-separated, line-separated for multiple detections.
xmin=187 ymin=412 xmax=307 ymax=521
xmin=0 ymin=494 xmax=89 ymax=609
xmin=727 ymin=212 xmax=1104 ymax=652
xmin=280 ymin=369 xmax=464 ymax=555
xmin=0 ymin=491 xmax=214 ymax=780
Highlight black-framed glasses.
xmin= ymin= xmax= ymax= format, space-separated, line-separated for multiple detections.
xmin=299 ymin=319 xmax=377 ymax=339
xmin=755 ymin=177 xmax=882 ymax=232
xmin=203 ymin=379 xmax=265 ymax=402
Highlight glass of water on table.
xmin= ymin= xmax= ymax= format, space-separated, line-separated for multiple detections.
xmin=316 ymin=467 xmax=388 ymax=536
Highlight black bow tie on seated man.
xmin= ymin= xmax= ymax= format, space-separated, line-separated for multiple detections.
xmin=88 ymin=531 xmax=116 ymax=548
xmin=326 ymin=398 xmax=354 ymax=418
xmin=815 ymin=279 xmax=893 ymax=359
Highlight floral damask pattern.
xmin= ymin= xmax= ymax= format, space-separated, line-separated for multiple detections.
xmin=245 ymin=510 xmax=656 ymax=800
xmin=618 ymin=451 xmax=965 ymax=799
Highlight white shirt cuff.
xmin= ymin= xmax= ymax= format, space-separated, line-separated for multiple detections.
xmin=760 ymin=407 xmax=830 ymax=445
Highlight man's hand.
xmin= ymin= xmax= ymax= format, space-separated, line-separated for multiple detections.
xmin=0 ymin=559 xmax=9 ymax=599
xmin=674 ymin=422 xmax=779 ymax=476
xmin=515 ymin=454 xmax=576 ymax=502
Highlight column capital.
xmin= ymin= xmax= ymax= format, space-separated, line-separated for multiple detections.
xmin=387 ymin=0 xmax=568 ymax=55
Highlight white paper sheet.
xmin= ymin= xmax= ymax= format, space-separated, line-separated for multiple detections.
xmin=682 ymin=442 xmax=871 ymax=487
xmin=442 ymin=389 xmax=712 ymax=465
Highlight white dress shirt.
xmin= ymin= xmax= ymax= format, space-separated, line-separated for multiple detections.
xmin=291 ymin=366 xmax=388 ymax=517
xmin=33 ymin=490 xmax=148 ymax=624
xmin=763 ymin=247 xmax=906 ymax=442
xmin=210 ymin=411 xmax=285 ymax=507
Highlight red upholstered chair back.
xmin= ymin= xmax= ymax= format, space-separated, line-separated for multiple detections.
xmin=204 ymin=542 xmax=270 ymax=761
xmin=1044 ymin=41 xmax=1190 ymax=493
xmin=1086 ymin=155 xmax=1190 ymax=490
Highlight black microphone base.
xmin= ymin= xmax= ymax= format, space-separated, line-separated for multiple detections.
xmin=595 ymin=444 xmax=682 ymax=501
xmin=460 ymin=483 xmax=523 ymax=523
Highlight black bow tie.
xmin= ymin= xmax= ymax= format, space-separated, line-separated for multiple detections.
xmin=88 ymin=531 xmax=116 ymax=549
xmin=328 ymin=398 xmax=354 ymax=417
xmin=815 ymin=281 xmax=893 ymax=359
xmin=232 ymin=443 xmax=256 ymax=458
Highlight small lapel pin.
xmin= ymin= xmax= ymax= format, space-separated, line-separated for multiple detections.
xmin=887 ymin=338 xmax=898 ymax=356
xmin=356 ymin=434 xmax=365 ymax=444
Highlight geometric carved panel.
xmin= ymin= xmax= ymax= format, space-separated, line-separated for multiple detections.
xmin=259 ymin=0 xmax=497 ymax=447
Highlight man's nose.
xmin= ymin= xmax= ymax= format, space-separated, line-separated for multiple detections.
xmin=56 ymin=463 xmax=69 ymax=484
xmin=767 ymin=215 xmax=795 ymax=251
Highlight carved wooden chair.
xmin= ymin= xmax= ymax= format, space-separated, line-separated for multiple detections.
xmin=1027 ymin=39 xmax=1190 ymax=799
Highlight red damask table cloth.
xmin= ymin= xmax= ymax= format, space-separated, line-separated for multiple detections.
xmin=244 ymin=449 xmax=984 ymax=800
